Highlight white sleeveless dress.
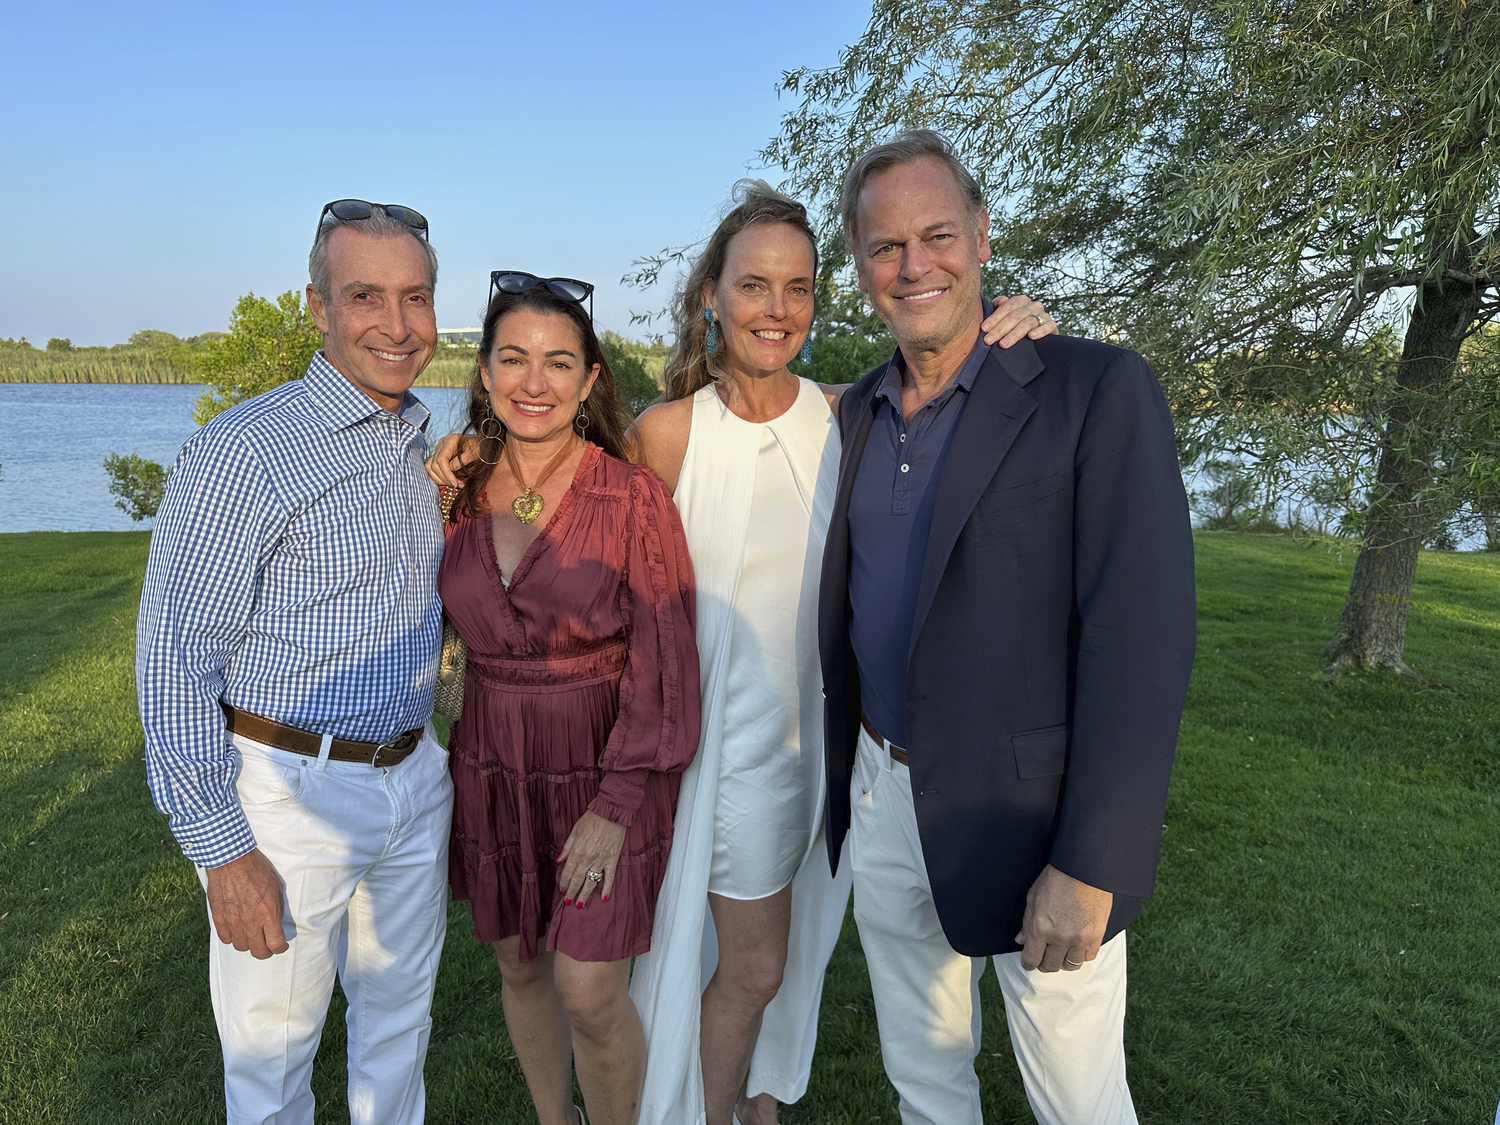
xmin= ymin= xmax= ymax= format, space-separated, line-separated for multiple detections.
xmin=710 ymin=425 xmax=823 ymax=898
xmin=630 ymin=379 xmax=854 ymax=1123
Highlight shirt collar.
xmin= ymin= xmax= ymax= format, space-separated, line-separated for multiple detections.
xmin=304 ymin=351 xmax=430 ymax=433
xmin=875 ymin=297 xmax=995 ymax=408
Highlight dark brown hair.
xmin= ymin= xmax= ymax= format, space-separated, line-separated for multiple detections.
xmin=454 ymin=287 xmax=633 ymax=518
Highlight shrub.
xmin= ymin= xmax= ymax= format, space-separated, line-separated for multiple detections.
xmin=103 ymin=453 xmax=167 ymax=522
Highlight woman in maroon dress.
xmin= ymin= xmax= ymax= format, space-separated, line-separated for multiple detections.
xmin=438 ymin=277 xmax=700 ymax=1125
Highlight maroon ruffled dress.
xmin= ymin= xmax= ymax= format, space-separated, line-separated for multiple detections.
xmin=438 ymin=444 xmax=701 ymax=963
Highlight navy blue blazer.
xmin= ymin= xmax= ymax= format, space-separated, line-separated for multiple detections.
xmin=819 ymin=334 xmax=1196 ymax=957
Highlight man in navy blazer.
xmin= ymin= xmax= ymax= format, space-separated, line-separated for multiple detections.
xmin=819 ymin=130 xmax=1196 ymax=1125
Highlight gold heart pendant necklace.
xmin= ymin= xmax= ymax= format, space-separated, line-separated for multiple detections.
xmin=501 ymin=428 xmax=582 ymax=525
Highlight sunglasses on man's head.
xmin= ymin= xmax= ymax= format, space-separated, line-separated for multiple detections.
xmin=489 ymin=271 xmax=595 ymax=318
xmin=316 ymin=199 xmax=430 ymax=241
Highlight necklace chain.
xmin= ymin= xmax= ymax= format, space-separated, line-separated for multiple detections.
xmin=502 ymin=434 xmax=581 ymax=524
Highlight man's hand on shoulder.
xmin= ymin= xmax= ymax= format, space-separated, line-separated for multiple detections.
xmin=1015 ymin=863 xmax=1112 ymax=973
xmin=206 ymin=848 xmax=289 ymax=959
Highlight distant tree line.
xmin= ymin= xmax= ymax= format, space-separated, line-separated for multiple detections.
xmin=0 ymin=330 xmax=224 ymax=383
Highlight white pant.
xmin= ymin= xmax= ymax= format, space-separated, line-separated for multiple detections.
xmin=197 ymin=729 xmax=454 ymax=1125
xmin=848 ymin=728 xmax=1136 ymax=1125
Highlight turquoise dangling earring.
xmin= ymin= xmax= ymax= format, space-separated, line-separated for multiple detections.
xmin=799 ymin=334 xmax=813 ymax=364
xmin=704 ymin=308 xmax=720 ymax=356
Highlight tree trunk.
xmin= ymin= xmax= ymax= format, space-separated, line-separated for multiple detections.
xmin=1325 ymin=275 xmax=1481 ymax=674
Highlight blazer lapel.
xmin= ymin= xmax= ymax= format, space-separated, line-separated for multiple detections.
xmin=818 ymin=369 xmax=882 ymax=682
xmin=908 ymin=342 xmax=1042 ymax=657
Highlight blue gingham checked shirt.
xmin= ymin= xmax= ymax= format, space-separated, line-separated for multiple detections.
xmin=136 ymin=352 xmax=445 ymax=867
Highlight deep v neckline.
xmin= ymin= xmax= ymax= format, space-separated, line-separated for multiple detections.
xmin=481 ymin=443 xmax=598 ymax=597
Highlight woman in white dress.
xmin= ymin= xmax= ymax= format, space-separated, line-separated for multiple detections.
xmin=627 ymin=181 xmax=1056 ymax=1125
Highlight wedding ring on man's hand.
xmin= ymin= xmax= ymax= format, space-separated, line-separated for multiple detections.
xmin=1064 ymin=956 xmax=1083 ymax=967
xmin=586 ymin=870 xmax=603 ymax=882
xmin=1031 ymin=313 xmax=1046 ymax=327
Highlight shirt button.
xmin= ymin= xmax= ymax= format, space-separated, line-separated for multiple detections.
xmin=900 ymin=464 xmax=910 ymax=473
xmin=899 ymin=433 xmax=907 ymax=442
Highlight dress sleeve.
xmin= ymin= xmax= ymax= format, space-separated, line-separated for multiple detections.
xmin=590 ymin=466 xmax=701 ymax=826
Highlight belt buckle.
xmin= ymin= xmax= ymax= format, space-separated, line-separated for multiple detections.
xmin=370 ymin=737 xmax=397 ymax=768
xmin=370 ymin=728 xmax=414 ymax=768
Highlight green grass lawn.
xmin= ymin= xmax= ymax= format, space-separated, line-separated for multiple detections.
xmin=1 ymin=531 xmax=1496 ymax=1124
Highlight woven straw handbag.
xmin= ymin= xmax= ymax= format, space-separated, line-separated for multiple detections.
xmin=434 ymin=486 xmax=467 ymax=720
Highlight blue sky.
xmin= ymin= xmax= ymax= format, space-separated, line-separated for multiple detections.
xmin=0 ymin=0 xmax=873 ymax=346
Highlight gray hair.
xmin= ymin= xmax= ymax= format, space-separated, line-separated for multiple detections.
xmin=839 ymin=129 xmax=986 ymax=250
xmin=308 ymin=206 xmax=439 ymax=302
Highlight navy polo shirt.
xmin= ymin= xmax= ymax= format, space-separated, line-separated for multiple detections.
xmin=848 ymin=325 xmax=991 ymax=749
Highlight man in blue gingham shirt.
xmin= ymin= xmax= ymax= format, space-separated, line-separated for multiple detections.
xmin=137 ymin=349 xmax=444 ymax=864
xmin=136 ymin=201 xmax=455 ymax=1125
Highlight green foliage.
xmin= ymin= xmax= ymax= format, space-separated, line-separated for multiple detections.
xmin=102 ymin=454 xmax=167 ymax=522
xmin=1190 ymin=460 xmax=1275 ymax=532
xmin=193 ymin=291 xmax=322 ymax=424
xmin=0 ymin=333 xmax=207 ymax=384
xmin=599 ymin=330 xmax=662 ymax=415
xmin=45 ymin=338 xmax=72 ymax=352
xmin=767 ymin=0 xmax=1500 ymax=535
xmin=412 ymin=343 xmax=476 ymax=388
xmin=792 ymin=268 xmax=895 ymax=385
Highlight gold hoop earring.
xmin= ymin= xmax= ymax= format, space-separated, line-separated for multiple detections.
xmin=477 ymin=408 xmax=503 ymax=465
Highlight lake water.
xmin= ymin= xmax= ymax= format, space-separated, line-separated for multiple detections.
xmin=1 ymin=383 xmax=1485 ymax=547
xmin=0 ymin=383 xmax=474 ymax=533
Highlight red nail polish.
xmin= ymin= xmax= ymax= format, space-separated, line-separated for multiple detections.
xmin=576 ymin=901 xmax=583 ymax=910
xmin=564 ymin=898 xmax=571 ymax=906
xmin=601 ymin=895 xmax=608 ymax=903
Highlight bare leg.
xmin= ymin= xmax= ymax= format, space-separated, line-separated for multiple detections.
xmin=701 ymin=887 xmax=793 ymax=1125
xmin=494 ymin=937 xmax=578 ymax=1125
xmin=736 ymin=1092 xmax=780 ymax=1125
xmin=554 ymin=952 xmax=644 ymax=1125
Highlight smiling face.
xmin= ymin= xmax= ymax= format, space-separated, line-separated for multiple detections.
xmin=853 ymin=155 xmax=991 ymax=357
xmin=704 ymin=221 xmax=816 ymax=380
xmin=305 ymin=225 xmax=437 ymax=411
xmin=481 ymin=308 xmax=601 ymax=445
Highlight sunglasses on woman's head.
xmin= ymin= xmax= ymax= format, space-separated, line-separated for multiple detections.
xmin=316 ymin=199 xmax=430 ymax=241
xmin=489 ymin=271 xmax=595 ymax=318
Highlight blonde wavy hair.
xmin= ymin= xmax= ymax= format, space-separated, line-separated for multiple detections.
xmin=661 ymin=180 xmax=819 ymax=402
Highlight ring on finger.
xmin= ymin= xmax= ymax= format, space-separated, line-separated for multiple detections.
xmin=1064 ymin=955 xmax=1083 ymax=967
xmin=1031 ymin=312 xmax=1046 ymax=327
xmin=586 ymin=870 xmax=603 ymax=882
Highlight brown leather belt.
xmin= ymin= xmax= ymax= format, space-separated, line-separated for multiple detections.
xmin=223 ymin=705 xmax=422 ymax=768
xmin=860 ymin=711 xmax=909 ymax=765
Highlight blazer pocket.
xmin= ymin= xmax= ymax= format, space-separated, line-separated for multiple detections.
xmin=1012 ymin=725 xmax=1068 ymax=779
xmin=977 ymin=470 xmax=1071 ymax=514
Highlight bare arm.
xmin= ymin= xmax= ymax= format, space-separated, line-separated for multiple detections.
xmin=628 ymin=398 xmax=693 ymax=495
